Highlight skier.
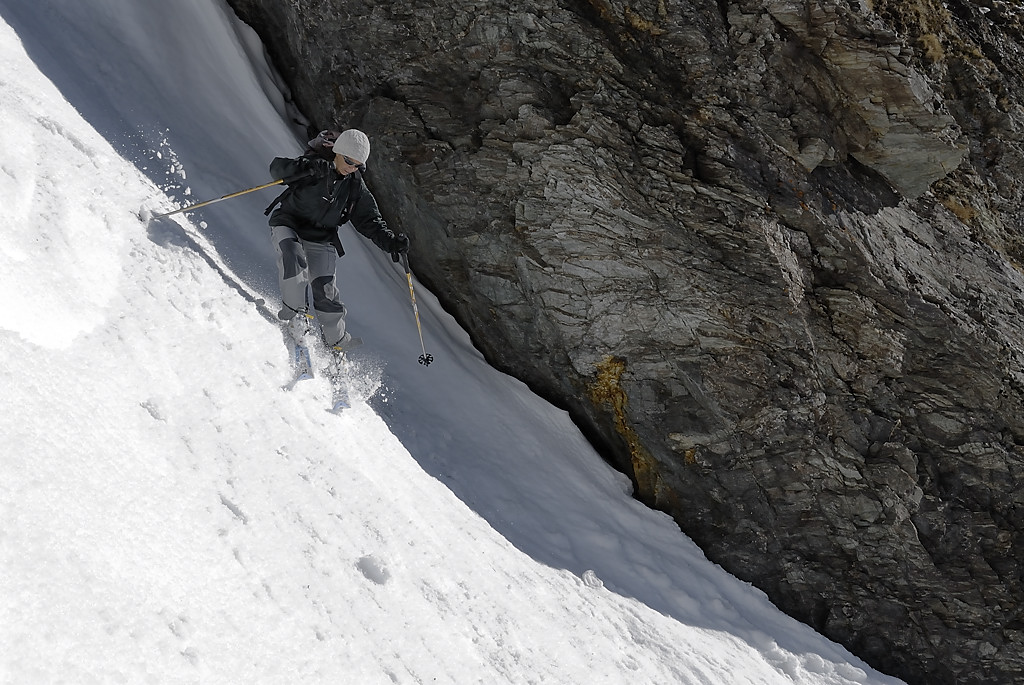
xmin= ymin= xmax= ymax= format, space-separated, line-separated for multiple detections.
xmin=267 ymin=129 xmax=409 ymax=365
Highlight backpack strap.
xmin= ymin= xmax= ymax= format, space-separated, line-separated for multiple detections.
xmin=263 ymin=187 xmax=291 ymax=216
xmin=337 ymin=170 xmax=364 ymax=224
xmin=329 ymin=170 xmax=365 ymax=257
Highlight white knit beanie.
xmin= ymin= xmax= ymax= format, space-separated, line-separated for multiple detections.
xmin=332 ymin=129 xmax=370 ymax=165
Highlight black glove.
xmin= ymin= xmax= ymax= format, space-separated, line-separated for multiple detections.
xmin=308 ymin=157 xmax=334 ymax=178
xmin=389 ymin=232 xmax=410 ymax=262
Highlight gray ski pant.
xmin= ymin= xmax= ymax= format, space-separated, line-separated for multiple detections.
xmin=271 ymin=224 xmax=347 ymax=345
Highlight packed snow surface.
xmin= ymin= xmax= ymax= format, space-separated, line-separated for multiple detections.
xmin=0 ymin=2 xmax=906 ymax=683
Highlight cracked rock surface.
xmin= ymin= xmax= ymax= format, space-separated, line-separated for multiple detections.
xmin=227 ymin=0 xmax=1024 ymax=682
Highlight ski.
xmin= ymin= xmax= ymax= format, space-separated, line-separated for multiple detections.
xmin=284 ymin=338 xmax=314 ymax=389
xmin=326 ymin=336 xmax=363 ymax=413
xmin=329 ymin=379 xmax=351 ymax=413
xmin=281 ymin=310 xmax=316 ymax=390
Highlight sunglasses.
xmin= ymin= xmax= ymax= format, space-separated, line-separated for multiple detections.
xmin=337 ymin=154 xmax=365 ymax=170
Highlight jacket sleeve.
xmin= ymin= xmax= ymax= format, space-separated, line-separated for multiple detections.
xmin=349 ymin=179 xmax=398 ymax=252
xmin=270 ymin=156 xmax=329 ymax=183
xmin=270 ymin=156 xmax=304 ymax=181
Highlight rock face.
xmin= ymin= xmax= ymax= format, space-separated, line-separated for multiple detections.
xmin=226 ymin=0 xmax=1024 ymax=682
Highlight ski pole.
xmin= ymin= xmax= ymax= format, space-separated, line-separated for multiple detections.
xmin=148 ymin=171 xmax=313 ymax=220
xmin=400 ymin=253 xmax=433 ymax=366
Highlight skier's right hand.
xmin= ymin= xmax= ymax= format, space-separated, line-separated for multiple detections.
xmin=300 ymin=157 xmax=329 ymax=178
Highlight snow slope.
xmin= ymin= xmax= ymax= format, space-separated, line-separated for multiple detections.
xmin=0 ymin=2 xmax=906 ymax=683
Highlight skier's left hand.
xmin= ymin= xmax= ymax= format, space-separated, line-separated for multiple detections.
xmin=393 ymin=232 xmax=410 ymax=253
xmin=389 ymin=232 xmax=410 ymax=262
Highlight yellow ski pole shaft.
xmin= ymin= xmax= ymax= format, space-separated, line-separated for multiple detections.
xmin=148 ymin=169 xmax=315 ymax=221
xmin=149 ymin=178 xmax=286 ymax=220
xmin=401 ymin=253 xmax=433 ymax=366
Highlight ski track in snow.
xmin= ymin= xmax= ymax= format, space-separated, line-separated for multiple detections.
xmin=0 ymin=4 xmax=907 ymax=685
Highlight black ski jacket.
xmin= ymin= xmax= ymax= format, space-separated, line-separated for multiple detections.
xmin=268 ymin=156 xmax=396 ymax=254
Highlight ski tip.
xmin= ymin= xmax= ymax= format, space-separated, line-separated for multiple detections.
xmin=282 ymin=371 xmax=314 ymax=390
xmin=330 ymin=390 xmax=352 ymax=412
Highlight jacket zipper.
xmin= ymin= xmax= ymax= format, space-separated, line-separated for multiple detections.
xmin=316 ymin=175 xmax=346 ymax=226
